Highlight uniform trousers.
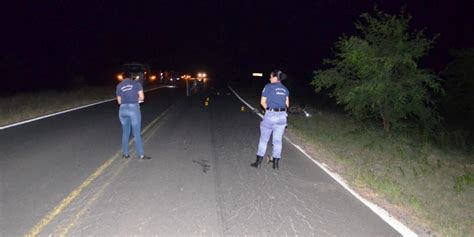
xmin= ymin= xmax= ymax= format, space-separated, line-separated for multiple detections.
xmin=256 ymin=111 xmax=287 ymax=159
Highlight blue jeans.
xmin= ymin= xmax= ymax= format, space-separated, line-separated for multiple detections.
xmin=256 ymin=111 xmax=287 ymax=159
xmin=119 ymin=103 xmax=144 ymax=156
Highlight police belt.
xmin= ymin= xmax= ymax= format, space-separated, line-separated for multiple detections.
xmin=266 ymin=108 xmax=287 ymax=112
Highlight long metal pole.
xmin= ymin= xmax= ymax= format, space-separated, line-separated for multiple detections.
xmin=186 ymin=79 xmax=190 ymax=96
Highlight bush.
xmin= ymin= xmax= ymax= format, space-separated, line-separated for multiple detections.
xmin=312 ymin=8 xmax=443 ymax=134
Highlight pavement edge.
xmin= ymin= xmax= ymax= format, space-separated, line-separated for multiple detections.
xmin=227 ymin=85 xmax=418 ymax=237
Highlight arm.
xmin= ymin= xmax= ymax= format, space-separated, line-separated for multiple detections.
xmin=286 ymin=96 xmax=289 ymax=108
xmin=260 ymin=96 xmax=267 ymax=110
xmin=116 ymin=96 xmax=122 ymax=105
xmin=138 ymin=90 xmax=145 ymax=103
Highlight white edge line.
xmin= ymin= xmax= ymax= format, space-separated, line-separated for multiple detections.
xmin=0 ymin=86 xmax=172 ymax=130
xmin=228 ymin=87 xmax=257 ymax=112
xmin=228 ymin=85 xmax=418 ymax=237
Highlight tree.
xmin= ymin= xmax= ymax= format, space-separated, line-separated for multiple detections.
xmin=312 ymin=9 xmax=442 ymax=133
xmin=440 ymin=48 xmax=474 ymax=137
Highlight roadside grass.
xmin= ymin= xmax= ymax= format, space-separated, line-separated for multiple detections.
xmin=3 ymin=83 xmax=473 ymax=235
xmin=0 ymin=86 xmax=115 ymax=127
xmin=232 ymin=84 xmax=474 ymax=237
xmin=289 ymin=112 xmax=474 ymax=236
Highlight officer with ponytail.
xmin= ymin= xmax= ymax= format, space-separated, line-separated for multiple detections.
xmin=251 ymin=70 xmax=289 ymax=170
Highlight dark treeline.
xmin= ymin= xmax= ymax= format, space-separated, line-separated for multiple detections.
xmin=2 ymin=1 xmax=473 ymax=145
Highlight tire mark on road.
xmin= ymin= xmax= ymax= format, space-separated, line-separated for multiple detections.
xmin=56 ymin=98 xmax=184 ymax=235
xmin=25 ymin=97 xmax=183 ymax=237
xmin=209 ymin=98 xmax=227 ymax=237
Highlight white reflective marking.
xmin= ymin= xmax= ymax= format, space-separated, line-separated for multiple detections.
xmin=0 ymin=86 xmax=172 ymax=130
xmin=228 ymin=85 xmax=417 ymax=237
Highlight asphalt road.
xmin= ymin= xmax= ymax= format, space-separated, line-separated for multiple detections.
xmin=0 ymin=85 xmax=402 ymax=236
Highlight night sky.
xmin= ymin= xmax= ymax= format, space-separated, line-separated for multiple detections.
xmin=2 ymin=0 xmax=474 ymax=93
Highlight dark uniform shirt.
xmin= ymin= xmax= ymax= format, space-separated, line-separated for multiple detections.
xmin=262 ymin=82 xmax=289 ymax=109
xmin=116 ymin=79 xmax=143 ymax=104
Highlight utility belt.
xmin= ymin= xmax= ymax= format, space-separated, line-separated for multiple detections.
xmin=120 ymin=103 xmax=140 ymax=107
xmin=266 ymin=107 xmax=286 ymax=112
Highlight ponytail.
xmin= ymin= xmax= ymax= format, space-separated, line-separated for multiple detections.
xmin=271 ymin=70 xmax=287 ymax=81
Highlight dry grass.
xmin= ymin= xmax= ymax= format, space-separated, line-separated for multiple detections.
xmin=0 ymin=86 xmax=115 ymax=127
xmin=232 ymin=84 xmax=474 ymax=237
xmin=288 ymin=110 xmax=473 ymax=237
xmin=3 ymin=84 xmax=473 ymax=235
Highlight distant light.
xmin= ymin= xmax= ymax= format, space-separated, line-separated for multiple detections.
xmin=197 ymin=72 xmax=207 ymax=78
xmin=117 ymin=74 xmax=123 ymax=81
xmin=252 ymin=73 xmax=263 ymax=77
xmin=303 ymin=110 xmax=312 ymax=118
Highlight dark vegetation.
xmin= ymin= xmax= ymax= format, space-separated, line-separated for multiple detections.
xmin=309 ymin=8 xmax=473 ymax=154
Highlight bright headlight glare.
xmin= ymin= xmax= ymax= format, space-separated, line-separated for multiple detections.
xmin=304 ymin=110 xmax=312 ymax=118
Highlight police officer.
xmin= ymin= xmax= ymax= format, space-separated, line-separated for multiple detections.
xmin=116 ymin=72 xmax=151 ymax=160
xmin=251 ymin=70 xmax=289 ymax=169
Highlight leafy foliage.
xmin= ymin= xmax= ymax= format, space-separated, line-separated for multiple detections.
xmin=312 ymin=9 xmax=442 ymax=133
xmin=440 ymin=48 xmax=474 ymax=139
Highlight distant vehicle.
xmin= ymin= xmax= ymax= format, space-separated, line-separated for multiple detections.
xmin=196 ymin=72 xmax=208 ymax=83
xmin=160 ymin=70 xmax=180 ymax=85
xmin=116 ymin=62 xmax=156 ymax=85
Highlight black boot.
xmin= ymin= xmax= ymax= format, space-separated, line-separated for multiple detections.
xmin=273 ymin=158 xmax=280 ymax=170
xmin=251 ymin=155 xmax=263 ymax=168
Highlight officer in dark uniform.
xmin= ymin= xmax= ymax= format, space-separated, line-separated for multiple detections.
xmin=116 ymin=72 xmax=151 ymax=160
xmin=251 ymin=70 xmax=289 ymax=169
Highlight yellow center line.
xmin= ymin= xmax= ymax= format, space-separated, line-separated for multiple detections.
xmin=25 ymin=98 xmax=183 ymax=237
xmin=58 ymin=158 xmax=131 ymax=237
xmin=56 ymin=102 xmax=181 ymax=236
xmin=25 ymin=154 xmax=118 ymax=237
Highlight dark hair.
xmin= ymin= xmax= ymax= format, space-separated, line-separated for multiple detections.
xmin=123 ymin=71 xmax=132 ymax=80
xmin=271 ymin=70 xmax=287 ymax=81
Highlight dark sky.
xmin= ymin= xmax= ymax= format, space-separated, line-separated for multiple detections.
xmin=2 ymin=0 xmax=474 ymax=93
